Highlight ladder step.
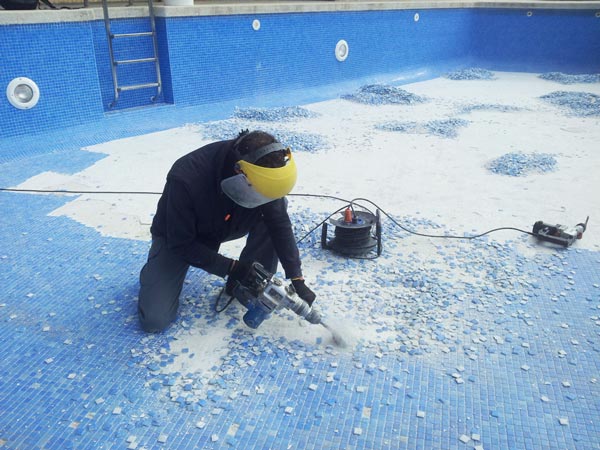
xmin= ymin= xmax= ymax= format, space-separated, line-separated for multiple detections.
xmin=118 ymin=83 xmax=160 ymax=92
xmin=115 ymin=57 xmax=157 ymax=65
xmin=112 ymin=32 xmax=154 ymax=38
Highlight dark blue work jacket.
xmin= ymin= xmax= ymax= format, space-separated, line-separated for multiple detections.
xmin=150 ymin=138 xmax=302 ymax=279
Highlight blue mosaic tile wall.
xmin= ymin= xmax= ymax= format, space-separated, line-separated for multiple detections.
xmin=161 ymin=9 xmax=472 ymax=107
xmin=473 ymin=9 xmax=600 ymax=72
xmin=1 ymin=8 xmax=599 ymax=142
xmin=0 ymin=22 xmax=104 ymax=140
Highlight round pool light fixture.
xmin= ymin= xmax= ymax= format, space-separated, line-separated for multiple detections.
xmin=6 ymin=77 xmax=40 ymax=110
xmin=414 ymin=13 xmax=420 ymax=22
xmin=335 ymin=39 xmax=349 ymax=62
xmin=252 ymin=19 xmax=261 ymax=31
xmin=526 ymin=11 xmax=533 ymax=17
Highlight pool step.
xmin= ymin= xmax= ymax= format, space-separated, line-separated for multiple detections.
xmin=119 ymin=83 xmax=161 ymax=92
xmin=115 ymin=58 xmax=158 ymax=65
xmin=112 ymin=32 xmax=154 ymax=39
xmin=101 ymin=0 xmax=163 ymax=108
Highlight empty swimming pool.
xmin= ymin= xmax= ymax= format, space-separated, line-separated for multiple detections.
xmin=1 ymin=2 xmax=600 ymax=449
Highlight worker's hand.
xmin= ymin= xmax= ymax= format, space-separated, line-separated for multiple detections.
xmin=229 ymin=260 xmax=253 ymax=279
xmin=226 ymin=260 xmax=254 ymax=295
xmin=291 ymin=279 xmax=316 ymax=306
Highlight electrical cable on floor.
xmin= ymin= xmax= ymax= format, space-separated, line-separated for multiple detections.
xmin=0 ymin=187 xmax=162 ymax=195
xmin=288 ymin=193 xmax=536 ymax=242
xmin=0 ymin=187 xmax=536 ymax=240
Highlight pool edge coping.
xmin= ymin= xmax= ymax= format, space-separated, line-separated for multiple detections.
xmin=1 ymin=0 xmax=599 ymax=24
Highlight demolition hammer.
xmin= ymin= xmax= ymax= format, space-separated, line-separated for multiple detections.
xmin=229 ymin=262 xmax=346 ymax=346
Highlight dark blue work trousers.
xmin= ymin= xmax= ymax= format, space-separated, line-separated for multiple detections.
xmin=138 ymin=219 xmax=278 ymax=332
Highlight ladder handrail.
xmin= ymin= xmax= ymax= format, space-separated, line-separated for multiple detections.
xmin=101 ymin=0 xmax=120 ymax=107
xmin=148 ymin=0 xmax=163 ymax=102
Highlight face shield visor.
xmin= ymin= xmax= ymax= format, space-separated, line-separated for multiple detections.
xmin=221 ymin=145 xmax=297 ymax=208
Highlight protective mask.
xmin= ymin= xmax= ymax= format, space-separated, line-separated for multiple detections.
xmin=221 ymin=146 xmax=297 ymax=208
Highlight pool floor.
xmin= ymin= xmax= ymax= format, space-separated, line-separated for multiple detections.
xmin=1 ymin=70 xmax=599 ymax=449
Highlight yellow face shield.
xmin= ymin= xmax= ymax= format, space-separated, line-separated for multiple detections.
xmin=221 ymin=147 xmax=297 ymax=208
xmin=238 ymin=152 xmax=297 ymax=199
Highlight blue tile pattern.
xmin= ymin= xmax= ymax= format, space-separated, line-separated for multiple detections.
xmin=2 ymin=8 xmax=599 ymax=139
xmin=472 ymin=9 xmax=600 ymax=73
xmin=161 ymin=9 xmax=470 ymax=107
xmin=1 ymin=117 xmax=600 ymax=448
xmin=0 ymin=5 xmax=600 ymax=450
xmin=0 ymin=22 xmax=104 ymax=139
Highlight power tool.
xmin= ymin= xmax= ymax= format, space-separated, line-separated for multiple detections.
xmin=532 ymin=216 xmax=589 ymax=247
xmin=229 ymin=262 xmax=346 ymax=346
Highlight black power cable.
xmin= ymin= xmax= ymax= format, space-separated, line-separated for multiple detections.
xmin=214 ymin=288 xmax=235 ymax=313
xmin=0 ymin=187 xmax=536 ymax=240
xmin=0 ymin=188 xmax=162 ymax=195
xmin=289 ymin=194 xmax=535 ymax=242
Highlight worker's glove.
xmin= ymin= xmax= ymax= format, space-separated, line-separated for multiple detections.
xmin=291 ymin=279 xmax=316 ymax=307
xmin=226 ymin=260 xmax=254 ymax=295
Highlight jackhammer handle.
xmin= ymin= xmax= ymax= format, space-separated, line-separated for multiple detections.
xmin=577 ymin=216 xmax=590 ymax=231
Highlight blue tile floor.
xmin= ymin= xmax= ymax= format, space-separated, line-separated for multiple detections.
xmin=1 ymin=76 xmax=600 ymax=450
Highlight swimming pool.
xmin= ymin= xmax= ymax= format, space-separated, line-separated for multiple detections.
xmin=1 ymin=1 xmax=599 ymax=142
xmin=1 ymin=2 xmax=600 ymax=449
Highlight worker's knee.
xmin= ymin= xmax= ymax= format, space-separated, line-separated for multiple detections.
xmin=138 ymin=305 xmax=175 ymax=333
xmin=137 ymin=238 xmax=187 ymax=333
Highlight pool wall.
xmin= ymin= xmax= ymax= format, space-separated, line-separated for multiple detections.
xmin=0 ymin=3 xmax=599 ymax=141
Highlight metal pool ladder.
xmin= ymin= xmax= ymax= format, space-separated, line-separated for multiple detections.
xmin=101 ymin=0 xmax=162 ymax=108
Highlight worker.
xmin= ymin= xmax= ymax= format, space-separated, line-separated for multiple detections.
xmin=138 ymin=130 xmax=316 ymax=332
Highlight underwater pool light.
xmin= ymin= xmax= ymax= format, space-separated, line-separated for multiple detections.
xmin=6 ymin=77 xmax=40 ymax=110
xmin=335 ymin=40 xmax=349 ymax=62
